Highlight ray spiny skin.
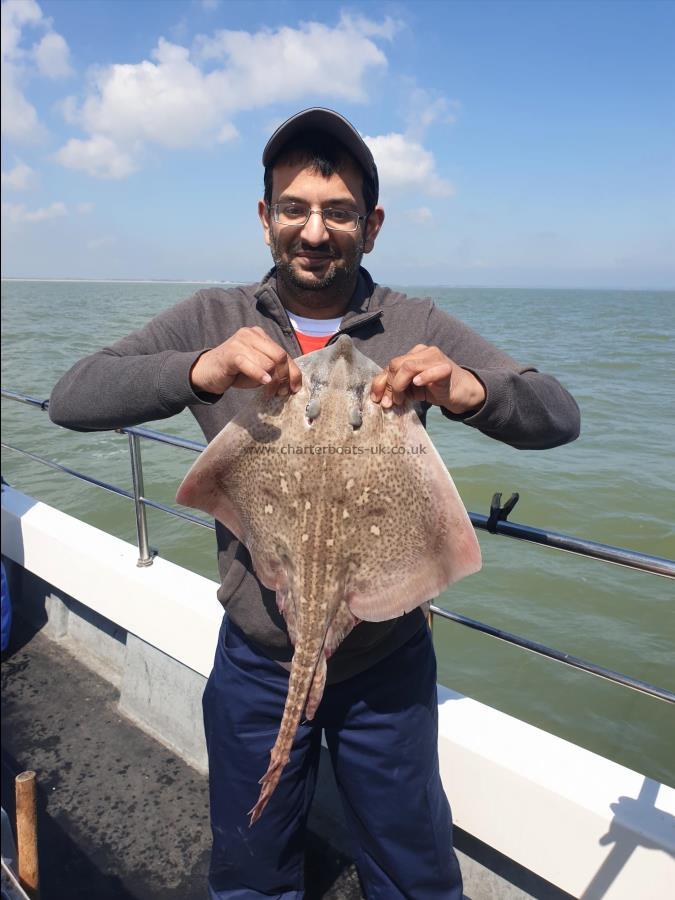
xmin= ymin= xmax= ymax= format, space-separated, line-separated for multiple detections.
xmin=176 ymin=335 xmax=481 ymax=824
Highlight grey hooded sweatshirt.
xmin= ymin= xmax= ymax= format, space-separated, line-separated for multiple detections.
xmin=49 ymin=268 xmax=580 ymax=682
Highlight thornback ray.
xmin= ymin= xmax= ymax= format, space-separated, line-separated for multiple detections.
xmin=176 ymin=334 xmax=481 ymax=824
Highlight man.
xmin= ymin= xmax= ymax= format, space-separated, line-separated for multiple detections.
xmin=49 ymin=108 xmax=580 ymax=899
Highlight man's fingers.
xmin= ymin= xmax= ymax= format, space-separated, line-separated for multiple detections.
xmin=381 ymin=381 xmax=394 ymax=409
xmin=264 ymin=350 xmax=302 ymax=396
xmin=372 ymin=359 xmax=430 ymax=406
xmin=371 ymin=350 xmax=454 ymax=408
xmin=243 ymin=330 xmax=302 ymax=395
xmin=390 ymin=358 xmax=429 ymax=404
xmin=412 ymin=362 xmax=453 ymax=387
xmin=245 ymin=330 xmax=288 ymax=366
xmin=224 ymin=329 xmax=302 ymax=395
xmin=230 ymin=350 xmax=274 ymax=386
xmin=192 ymin=327 xmax=302 ymax=395
xmin=370 ymin=370 xmax=389 ymax=402
xmin=287 ymin=357 xmax=302 ymax=393
xmin=387 ymin=345 xmax=428 ymax=374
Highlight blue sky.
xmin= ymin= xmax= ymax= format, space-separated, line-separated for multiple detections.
xmin=2 ymin=0 xmax=673 ymax=287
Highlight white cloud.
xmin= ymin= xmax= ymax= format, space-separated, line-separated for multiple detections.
xmin=56 ymin=15 xmax=392 ymax=177
xmin=55 ymin=135 xmax=139 ymax=180
xmin=2 ymin=200 xmax=67 ymax=223
xmin=216 ymin=122 xmax=239 ymax=143
xmin=1 ymin=0 xmax=43 ymax=58
xmin=332 ymin=13 xmax=403 ymax=41
xmin=1 ymin=0 xmax=73 ymax=143
xmin=1 ymin=160 xmax=36 ymax=190
xmin=404 ymin=84 xmax=461 ymax=140
xmin=1 ymin=62 xmax=44 ymax=142
xmin=364 ymin=133 xmax=454 ymax=197
xmin=76 ymin=201 xmax=94 ymax=214
xmin=73 ymin=40 xmax=222 ymax=149
xmin=33 ymin=31 xmax=72 ymax=78
xmin=407 ymin=206 xmax=433 ymax=224
xmin=199 ymin=0 xmax=220 ymax=10
xmin=195 ymin=15 xmax=388 ymax=106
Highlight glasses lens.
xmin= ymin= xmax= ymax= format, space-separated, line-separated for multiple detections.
xmin=275 ymin=202 xmax=309 ymax=225
xmin=323 ymin=208 xmax=360 ymax=231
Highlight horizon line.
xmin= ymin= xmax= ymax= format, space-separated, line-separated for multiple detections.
xmin=2 ymin=276 xmax=674 ymax=292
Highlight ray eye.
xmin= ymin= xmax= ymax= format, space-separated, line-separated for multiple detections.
xmin=306 ymin=398 xmax=321 ymax=421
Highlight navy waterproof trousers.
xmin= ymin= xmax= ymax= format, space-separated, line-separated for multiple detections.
xmin=203 ymin=615 xmax=463 ymax=899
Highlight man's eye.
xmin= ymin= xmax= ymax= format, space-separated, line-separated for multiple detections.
xmin=280 ymin=203 xmax=308 ymax=219
xmin=325 ymin=209 xmax=352 ymax=222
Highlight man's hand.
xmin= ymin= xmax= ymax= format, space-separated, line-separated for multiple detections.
xmin=190 ymin=327 xmax=302 ymax=397
xmin=370 ymin=344 xmax=486 ymax=414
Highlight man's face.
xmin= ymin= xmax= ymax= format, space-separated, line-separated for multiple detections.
xmin=259 ymin=158 xmax=383 ymax=295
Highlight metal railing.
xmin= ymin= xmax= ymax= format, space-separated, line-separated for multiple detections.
xmin=2 ymin=387 xmax=674 ymax=705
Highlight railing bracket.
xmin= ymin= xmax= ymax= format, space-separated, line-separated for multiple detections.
xmin=487 ymin=491 xmax=520 ymax=533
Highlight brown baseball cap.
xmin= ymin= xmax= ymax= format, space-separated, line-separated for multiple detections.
xmin=262 ymin=107 xmax=379 ymax=202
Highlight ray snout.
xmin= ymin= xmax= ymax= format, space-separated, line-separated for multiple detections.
xmin=327 ymin=333 xmax=355 ymax=362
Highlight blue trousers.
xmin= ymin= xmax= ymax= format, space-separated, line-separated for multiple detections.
xmin=203 ymin=616 xmax=463 ymax=899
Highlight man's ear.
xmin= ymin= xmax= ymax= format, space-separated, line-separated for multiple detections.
xmin=363 ymin=206 xmax=385 ymax=254
xmin=258 ymin=199 xmax=271 ymax=247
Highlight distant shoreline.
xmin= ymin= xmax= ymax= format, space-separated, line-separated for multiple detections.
xmin=0 ymin=275 xmax=675 ymax=294
xmin=1 ymin=278 xmax=243 ymax=285
xmin=2 ymin=277 xmax=673 ymax=292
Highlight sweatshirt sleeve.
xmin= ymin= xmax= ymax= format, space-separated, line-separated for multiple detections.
xmin=425 ymin=303 xmax=580 ymax=450
xmin=48 ymin=292 xmax=220 ymax=432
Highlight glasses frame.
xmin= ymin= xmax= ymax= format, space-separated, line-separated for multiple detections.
xmin=268 ymin=203 xmax=368 ymax=233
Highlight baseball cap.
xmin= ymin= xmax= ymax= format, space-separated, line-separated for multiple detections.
xmin=262 ymin=108 xmax=379 ymax=202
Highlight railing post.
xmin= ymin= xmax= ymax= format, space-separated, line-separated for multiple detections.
xmin=127 ymin=433 xmax=153 ymax=566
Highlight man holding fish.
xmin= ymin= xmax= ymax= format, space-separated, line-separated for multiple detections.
xmin=50 ymin=108 xmax=580 ymax=899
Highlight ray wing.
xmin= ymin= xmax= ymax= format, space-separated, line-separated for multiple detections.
xmin=176 ymin=389 xmax=306 ymax=592
xmin=336 ymin=400 xmax=482 ymax=622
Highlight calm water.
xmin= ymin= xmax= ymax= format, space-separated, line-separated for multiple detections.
xmin=2 ymin=279 xmax=674 ymax=785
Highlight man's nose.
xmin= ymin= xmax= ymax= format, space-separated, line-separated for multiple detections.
xmin=299 ymin=209 xmax=330 ymax=244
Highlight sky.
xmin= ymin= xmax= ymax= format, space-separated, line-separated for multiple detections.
xmin=1 ymin=0 xmax=674 ymax=287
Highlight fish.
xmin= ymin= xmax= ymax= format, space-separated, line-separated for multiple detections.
xmin=176 ymin=334 xmax=481 ymax=824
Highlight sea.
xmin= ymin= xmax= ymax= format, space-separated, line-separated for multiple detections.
xmin=1 ymin=279 xmax=674 ymax=785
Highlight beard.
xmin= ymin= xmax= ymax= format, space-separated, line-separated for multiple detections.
xmin=270 ymin=231 xmax=365 ymax=295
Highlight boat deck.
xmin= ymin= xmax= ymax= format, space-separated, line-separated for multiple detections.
xmin=2 ymin=614 xmax=570 ymax=899
xmin=1 ymin=617 xmax=364 ymax=899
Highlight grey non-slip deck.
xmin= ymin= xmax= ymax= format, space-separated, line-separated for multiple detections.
xmin=1 ymin=613 xmax=565 ymax=899
xmin=1 ymin=618 xmax=362 ymax=900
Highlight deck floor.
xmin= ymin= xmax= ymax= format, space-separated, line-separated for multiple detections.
xmin=1 ymin=617 xmax=362 ymax=900
xmin=1 ymin=614 xmax=567 ymax=900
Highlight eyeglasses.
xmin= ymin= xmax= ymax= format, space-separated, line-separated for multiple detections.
xmin=269 ymin=202 xmax=366 ymax=232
